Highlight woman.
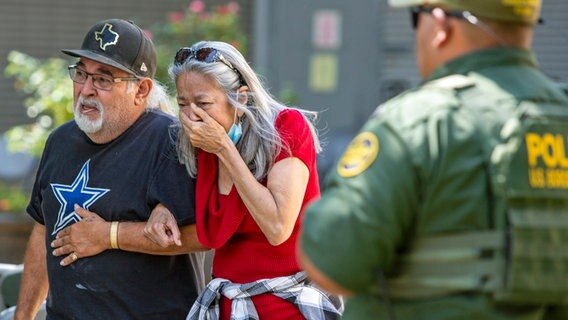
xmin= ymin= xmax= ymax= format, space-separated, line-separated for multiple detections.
xmin=144 ymin=41 xmax=342 ymax=319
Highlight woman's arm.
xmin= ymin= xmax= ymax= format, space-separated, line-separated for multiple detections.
xmin=220 ymin=146 xmax=309 ymax=245
xmin=51 ymin=205 xmax=207 ymax=266
xmin=182 ymin=106 xmax=310 ymax=246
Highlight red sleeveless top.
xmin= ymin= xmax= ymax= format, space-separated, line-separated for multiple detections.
xmin=196 ymin=109 xmax=320 ymax=319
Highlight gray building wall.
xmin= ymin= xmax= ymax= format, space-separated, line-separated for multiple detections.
xmin=1 ymin=0 xmax=567 ymax=165
xmin=532 ymin=1 xmax=568 ymax=82
xmin=382 ymin=0 xmax=568 ymax=88
xmin=253 ymin=0 xmax=568 ymax=175
xmin=0 ymin=0 xmax=252 ymax=133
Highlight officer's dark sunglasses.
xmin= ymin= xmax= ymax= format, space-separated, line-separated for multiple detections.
xmin=410 ymin=6 xmax=468 ymax=29
xmin=410 ymin=6 xmax=544 ymax=29
xmin=174 ymin=47 xmax=245 ymax=85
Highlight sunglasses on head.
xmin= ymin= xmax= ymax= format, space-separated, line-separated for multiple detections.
xmin=174 ymin=47 xmax=245 ymax=85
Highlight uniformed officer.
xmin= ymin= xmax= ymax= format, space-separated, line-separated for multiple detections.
xmin=299 ymin=0 xmax=568 ymax=319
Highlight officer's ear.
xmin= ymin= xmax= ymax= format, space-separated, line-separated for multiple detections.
xmin=431 ymin=7 xmax=452 ymax=48
xmin=134 ymin=78 xmax=153 ymax=106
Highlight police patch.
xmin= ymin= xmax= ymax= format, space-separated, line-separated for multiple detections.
xmin=337 ymin=132 xmax=379 ymax=178
xmin=94 ymin=23 xmax=119 ymax=51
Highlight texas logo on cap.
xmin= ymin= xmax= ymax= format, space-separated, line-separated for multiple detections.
xmin=62 ymin=18 xmax=157 ymax=78
xmin=94 ymin=23 xmax=119 ymax=51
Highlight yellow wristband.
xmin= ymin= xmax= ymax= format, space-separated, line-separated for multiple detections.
xmin=110 ymin=221 xmax=120 ymax=249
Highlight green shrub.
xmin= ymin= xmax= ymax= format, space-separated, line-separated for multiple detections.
xmin=4 ymin=51 xmax=73 ymax=157
xmin=150 ymin=0 xmax=247 ymax=85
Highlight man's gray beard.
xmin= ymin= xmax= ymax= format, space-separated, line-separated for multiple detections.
xmin=74 ymin=96 xmax=104 ymax=133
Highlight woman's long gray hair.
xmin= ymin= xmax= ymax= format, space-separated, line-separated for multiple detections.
xmin=169 ymin=41 xmax=321 ymax=180
xmin=145 ymin=80 xmax=174 ymax=115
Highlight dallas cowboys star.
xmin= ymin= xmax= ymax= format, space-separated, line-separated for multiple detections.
xmin=50 ymin=160 xmax=109 ymax=235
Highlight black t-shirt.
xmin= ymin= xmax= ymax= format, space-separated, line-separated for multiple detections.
xmin=28 ymin=110 xmax=197 ymax=319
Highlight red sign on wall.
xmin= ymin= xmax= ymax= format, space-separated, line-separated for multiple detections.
xmin=312 ymin=10 xmax=342 ymax=50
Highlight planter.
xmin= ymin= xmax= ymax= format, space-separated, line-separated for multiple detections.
xmin=0 ymin=213 xmax=34 ymax=264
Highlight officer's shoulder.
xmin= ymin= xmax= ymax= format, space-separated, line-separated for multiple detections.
xmin=423 ymin=74 xmax=476 ymax=90
xmin=374 ymin=75 xmax=477 ymax=127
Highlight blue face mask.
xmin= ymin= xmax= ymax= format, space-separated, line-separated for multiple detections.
xmin=228 ymin=105 xmax=243 ymax=146
xmin=228 ymin=121 xmax=242 ymax=144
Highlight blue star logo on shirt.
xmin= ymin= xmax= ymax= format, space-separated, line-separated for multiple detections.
xmin=50 ymin=160 xmax=109 ymax=235
xmin=94 ymin=23 xmax=119 ymax=51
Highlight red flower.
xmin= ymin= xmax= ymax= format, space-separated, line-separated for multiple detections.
xmin=189 ymin=0 xmax=205 ymax=14
xmin=216 ymin=5 xmax=230 ymax=15
xmin=227 ymin=2 xmax=240 ymax=14
xmin=169 ymin=12 xmax=184 ymax=23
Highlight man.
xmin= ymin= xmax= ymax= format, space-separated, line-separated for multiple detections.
xmin=14 ymin=19 xmax=203 ymax=319
xmin=299 ymin=1 xmax=568 ymax=319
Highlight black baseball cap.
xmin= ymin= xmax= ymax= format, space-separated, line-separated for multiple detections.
xmin=62 ymin=19 xmax=156 ymax=78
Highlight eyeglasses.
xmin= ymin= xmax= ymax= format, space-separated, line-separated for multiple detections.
xmin=68 ymin=65 xmax=140 ymax=91
xmin=174 ymin=47 xmax=245 ymax=85
xmin=410 ymin=6 xmax=467 ymax=29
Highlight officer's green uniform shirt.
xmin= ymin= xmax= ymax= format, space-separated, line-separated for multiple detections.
xmin=301 ymin=47 xmax=568 ymax=320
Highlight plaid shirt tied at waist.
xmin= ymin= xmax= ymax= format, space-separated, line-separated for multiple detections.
xmin=186 ymin=271 xmax=343 ymax=320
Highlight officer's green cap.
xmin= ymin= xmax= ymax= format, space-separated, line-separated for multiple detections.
xmin=388 ymin=0 xmax=541 ymax=25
